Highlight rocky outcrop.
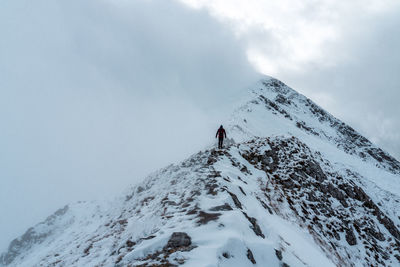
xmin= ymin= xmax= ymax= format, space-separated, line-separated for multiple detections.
xmin=246 ymin=248 xmax=256 ymax=264
xmin=239 ymin=136 xmax=400 ymax=266
xmin=164 ymin=232 xmax=192 ymax=250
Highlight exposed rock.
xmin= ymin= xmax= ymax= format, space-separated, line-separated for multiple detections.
xmin=256 ymin=196 xmax=273 ymax=214
xmin=275 ymin=94 xmax=292 ymax=106
xmin=296 ymin=121 xmax=319 ymax=136
xmin=186 ymin=207 xmax=199 ymax=215
xmin=258 ymin=95 xmax=292 ymax=120
xmin=300 ymin=160 xmax=326 ymax=182
xmin=209 ymin=203 xmax=233 ymax=211
xmin=126 ymin=240 xmax=135 ymax=247
xmin=136 ymin=186 xmax=145 ymax=193
xmin=246 ymin=248 xmax=256 ymax=264
xmin=365 ymin=227 xmax=385 ymax=242
xmin=205 ymin=178 xmax=219 ymax=195
xmin=126 ymin=233 xmax=194 ymax=266
xmin=394 ymin=254 xmax=400 ymax=262
xmin=228 ymin=191 xmax=243 ymax=209
xmin=243 ymin=212 xmax=265 ymax=238
xmin=83 ymin=243 xmax=93 ymax=256
xmin=275 ymin=249 xmax=283 ymax=260
xmin=376 ymin=212 xmax=400 ymax=240
xmin=280 ymin=179 xmax=296 ymax=189
xmin=164 ymin=232 xmax=191 ymax=249
xmin=239 ymin=186 xmax=247 ymax=195
xmin=141 ymin=235 xmax=156 ymax=241
xmin=222 ymin=252 xmax=230 ymax=258
xmin=345 ymin=228 xmax=357 ymax=246
xmin=197 ymin=211 xmax=221 ymax=225
xmin=240 ymin=165 xmax=251 ymax=174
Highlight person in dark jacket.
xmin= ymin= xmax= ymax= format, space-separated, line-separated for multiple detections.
xmin=216 ymin=125 xmax=227 ymax=149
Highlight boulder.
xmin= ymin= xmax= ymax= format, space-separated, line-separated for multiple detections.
xmin=165 ymin=232 xmax=191 ymax=249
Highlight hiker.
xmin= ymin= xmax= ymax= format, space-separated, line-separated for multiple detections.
xmin=216 ymin=125 xmax=227 ymax=149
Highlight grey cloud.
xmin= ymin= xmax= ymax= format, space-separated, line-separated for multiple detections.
xmin=0 ymin=0 xmax=258 ymax=250
xmin=281 ymin=9 xmax=400 ymax=160
xmin=225 ymin=1 xmax=400 ymax=160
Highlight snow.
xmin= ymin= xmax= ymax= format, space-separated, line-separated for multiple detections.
xmin=1 ymin=76 xmax=400 ymax=267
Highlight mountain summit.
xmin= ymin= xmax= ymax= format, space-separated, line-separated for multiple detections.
xmin=2 ymin=77 xmax=400 ymax=267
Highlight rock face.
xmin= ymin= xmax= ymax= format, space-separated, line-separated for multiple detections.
xmin=239 ymin=137 xmax=400 ymax=266
xmin=1 ymin=77 xmax=400 ymax=267
xmin=164 ymin=232 xmax=191 ymax=249
xmin=246 ymin=248 xmax=256 ymax=264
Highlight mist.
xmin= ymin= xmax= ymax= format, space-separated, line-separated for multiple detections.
xmin=0 ymin=0 xmax=258 ymax=250
xmin=283 ymin=10 xmax=400 ymax=160
xmin=2 ymin=0 xmax=399 ymax=253
xmin=182 ymin=0 xmax=400 ymax=160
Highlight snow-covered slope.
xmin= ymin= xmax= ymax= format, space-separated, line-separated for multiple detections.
xmin=1 ymin=77 xmax=400 ymax=267
xmin=228 ymin=78 xmax=400 ymax=175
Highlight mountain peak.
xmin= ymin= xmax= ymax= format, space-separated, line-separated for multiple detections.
xmin=229 ymin=77 xmax=400 ymax=175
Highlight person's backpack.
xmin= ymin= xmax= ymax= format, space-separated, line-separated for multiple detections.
xmin=218 ymin=128 xmax=225 ymax=138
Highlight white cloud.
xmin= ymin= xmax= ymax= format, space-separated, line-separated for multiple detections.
xmin=180 ymin=0 xmax=399 ymax=73
xmin=179 ymin=0 xmax=400 ymax=159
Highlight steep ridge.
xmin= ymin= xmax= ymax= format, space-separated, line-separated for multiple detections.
xmin=228 ymin=78 xmax=400 ymax=174
xmin=1 ymin=77 xmax=400 ymax=267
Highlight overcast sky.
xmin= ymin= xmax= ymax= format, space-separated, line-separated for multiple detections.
xmin=0 ymin=0 xmax=399 ymax=251
xmin=181 ymin=0 xmax=400 ymax=159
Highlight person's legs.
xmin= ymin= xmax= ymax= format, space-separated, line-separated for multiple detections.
xmin=219 ymin=137 xmax=223 ymax=148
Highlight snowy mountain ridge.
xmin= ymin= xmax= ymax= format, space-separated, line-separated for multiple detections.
xmin=229 ymin=78 xmax=400 ymax=174
xmin=1 ymin=77 xmax=400 ymax=267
